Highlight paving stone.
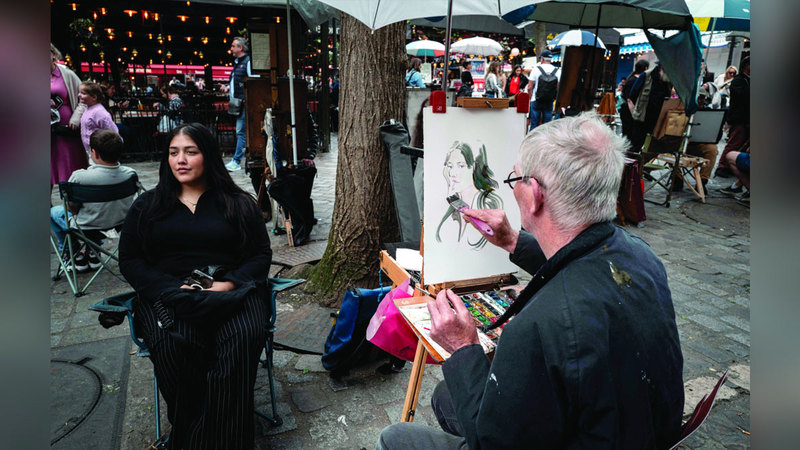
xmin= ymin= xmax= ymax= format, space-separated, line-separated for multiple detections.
xmin=255 ymin=376 xmax=284 ymax=401
xmin=682 ymin=301 xmax=725 ymax=316
xmin=725 ymin=332 xmax=750 ymax=347
xmin=683 ymin=375 xmax=738 ymax=416
xmin=383 ymin=403 xmax=432 ymax=428
xmin=686 ymin=314 xmax=734 ymax=333
xmin=51 ymin=317 xmax=68 ymax=333
xmin=306 ymin=409 xmax=350 ymax=445
xmin=290 ymin=387 xmax=331 ymax=413
xmin=286 ymin=372 xmax=315 ymax=384
xmin=718 ymin=315 xmax=750 ymax=333
xmin=70 ymin=310 xmax=102 ymax=328
xmin=294 ymin=354 xmax=327 ymax=373
xmin=272 ymin=351 xmax=298 ymax=369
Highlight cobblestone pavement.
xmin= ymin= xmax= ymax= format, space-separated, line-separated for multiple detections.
xmin=50 ymin=135 xmax=749 ymax=449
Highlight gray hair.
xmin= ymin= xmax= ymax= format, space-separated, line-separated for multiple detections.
xmin=232 ymin=36 xmax=249 ymax=53
xmin=50 ymin=43 xmax=62 ymax=61
xmin=518 ymin=111 xmax=628 ymax=231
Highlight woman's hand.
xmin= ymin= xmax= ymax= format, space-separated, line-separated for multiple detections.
xmin=206 ymin=281 xmax=235 ymax=292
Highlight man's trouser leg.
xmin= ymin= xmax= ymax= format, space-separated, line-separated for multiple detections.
xmin=718 ymin=124 xmax=747 ymax=169
xmin=375 ymin=381 xmax=467 ymax=450
xmin=541 ymin=104 xmax=553 ymax=124
xmin=50 ymin=205 xmax=70 ymax=252
xmin=530 ymin=101 xmax=543 ymax=132
xmin=232 ymin=112 xmax=246 ymax=164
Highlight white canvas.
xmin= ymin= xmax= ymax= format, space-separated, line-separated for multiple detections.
xmin=422 ymin=107 xmax=527 ymax=284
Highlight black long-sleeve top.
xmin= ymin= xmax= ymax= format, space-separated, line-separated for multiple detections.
xmin=442 ymin=225 xmax=684 ymax=449
xmin=727 ymin=73 xmax=750 ymax=126
xmin=119 ymin=190 xmax=272 ymax=302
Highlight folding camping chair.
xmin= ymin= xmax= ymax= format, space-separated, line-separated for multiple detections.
xmin=637 ymin=101 xmax=711 ymax=207
xmin=87 ymin=277 xmax=306 ymax=445
xmin=51 ymin=174 xmax=143 ymax=297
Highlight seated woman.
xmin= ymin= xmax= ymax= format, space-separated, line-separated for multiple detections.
xmin=119 ymin=123 xmax=271 ymax=449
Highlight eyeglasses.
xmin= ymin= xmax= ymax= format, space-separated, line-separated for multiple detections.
xmin=504 ymin=170 xmax=546 ymax=189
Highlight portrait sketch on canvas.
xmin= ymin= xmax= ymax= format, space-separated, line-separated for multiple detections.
xmin=435 ymin=141 xmax=503 ymax=250
xmin=423 ymin=107 xmax=527 ymax=284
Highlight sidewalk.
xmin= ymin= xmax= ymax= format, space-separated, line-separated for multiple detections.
xmin=50 ymin=135 xmax=749 ymax=449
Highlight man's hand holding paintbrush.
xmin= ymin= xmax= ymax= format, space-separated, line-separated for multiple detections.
xmin=460 ymin=209 xmax=519 ymax=253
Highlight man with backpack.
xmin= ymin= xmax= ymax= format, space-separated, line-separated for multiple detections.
xmin=526 ymin=50 xmax=561 ymax=131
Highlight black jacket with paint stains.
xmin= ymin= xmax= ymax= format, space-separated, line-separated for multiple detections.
xmin=443 ymin=222 xmax=684 ymax=449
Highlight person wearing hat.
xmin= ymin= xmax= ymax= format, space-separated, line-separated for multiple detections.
xmin=526 ymin=49 xmax=561 ymax=131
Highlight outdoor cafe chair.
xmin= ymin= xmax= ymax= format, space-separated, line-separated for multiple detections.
xmin=51 ymin=174 xmax=143 ymax=297
xmin=88 ymin=277 xmax=306 ymax=445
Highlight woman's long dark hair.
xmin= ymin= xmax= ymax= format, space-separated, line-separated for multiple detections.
xmin=136 ymin=122 xmax=259 ymax=255
xmin=435 ymin=142 xmax=503 ymax=250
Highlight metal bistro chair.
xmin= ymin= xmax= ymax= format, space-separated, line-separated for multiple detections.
xmin=88 ymin=277 xmax=306 ymax=444
xmin=51 ymin=175 xmax=143 ymax=297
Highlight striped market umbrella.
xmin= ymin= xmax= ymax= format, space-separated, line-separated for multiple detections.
xmin=686 ymin=0 xmax=750 ymax=31
xmin=547 ymin=29 xmax=606 ymax=49
xmin=406 ymin=40 xmax=446 ymax=57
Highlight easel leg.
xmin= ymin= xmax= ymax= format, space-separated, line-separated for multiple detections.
xmin=694 ymin=166 xmax=705 ymax=203
xmin=401 ymin=340 xmax=428 ymax=422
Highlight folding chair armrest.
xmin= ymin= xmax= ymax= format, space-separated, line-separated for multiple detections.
xmin=268 ymin=278 xmax=306 ymax=293
xmin=88 ymin=291 xmax=137 ymax=313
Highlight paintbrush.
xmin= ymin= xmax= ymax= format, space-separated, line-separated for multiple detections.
xmin=446 ymin=194 xmax=494 ymax=236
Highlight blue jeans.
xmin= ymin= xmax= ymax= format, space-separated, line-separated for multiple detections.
xmin=50 ymin=205 xmax=71 ymax=252
xmin=529 ymin=100 xmax=554 ymax=131
xmin=232 ymin=111 xmax=246 ymax=164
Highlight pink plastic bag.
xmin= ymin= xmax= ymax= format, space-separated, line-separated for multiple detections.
xmin=366 ymin=279 xmax=440 ymax=364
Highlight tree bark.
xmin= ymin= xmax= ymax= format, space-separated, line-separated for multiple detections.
xmin=304 ymin=14 xmax=405 ymax=306
xmin=534 ymin=22 xmax=547 ymax=60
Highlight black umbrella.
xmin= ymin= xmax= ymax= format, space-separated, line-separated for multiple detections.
xmin=526 ymin=0 xmax=693 ymax=110
xmin=528 ymin=0 xmax=693 ymax=30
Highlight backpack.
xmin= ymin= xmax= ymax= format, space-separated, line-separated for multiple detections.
xmin=536 ymin=66 xmax=559 ymax=103
xmin=321 ymin=286 xmax=392 ymax=376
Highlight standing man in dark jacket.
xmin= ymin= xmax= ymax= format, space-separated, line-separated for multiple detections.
xmin=716 ymin=56 xmax=750 ymax=178
xmin=377 ymin=112 xmax=684 ymax=449
xmin=619 ymin=59 xmax=650 ymax=143
xmin=222 ymin=36 xmax=256 ymax=171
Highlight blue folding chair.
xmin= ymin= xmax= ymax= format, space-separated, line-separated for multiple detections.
xmin=88 ymin=277 xmax=306 ymax=442
xmin=255 ymin=277 xmax=306 ymax=425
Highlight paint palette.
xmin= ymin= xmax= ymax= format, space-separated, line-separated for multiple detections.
xmin=460 ymin=288 xmax=518 ymax=344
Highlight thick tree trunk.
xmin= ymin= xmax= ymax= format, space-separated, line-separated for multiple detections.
xmin=534 ymin=22 xmax=547 ymax=59
xmin=304 ymin=14 xmax=405 ymax=306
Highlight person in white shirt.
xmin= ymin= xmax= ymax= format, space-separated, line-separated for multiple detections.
xmin=526 ymin=50 xmax=561 ymax=131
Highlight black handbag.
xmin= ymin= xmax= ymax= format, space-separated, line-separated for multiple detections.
xmin=227 ymin=97 xmax=243 ymax=116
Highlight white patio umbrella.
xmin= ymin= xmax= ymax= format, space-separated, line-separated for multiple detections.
xmin=450 ymin=36 xmax=505 ymax=56
xmin=406 ymin=40 xmax=446 ymax=58
xmin=314 ymin=1 xmax=542 ymax=32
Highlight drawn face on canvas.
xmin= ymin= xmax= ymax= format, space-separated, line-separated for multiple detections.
xmin=443 ymin=149 xmax=473 ymax=196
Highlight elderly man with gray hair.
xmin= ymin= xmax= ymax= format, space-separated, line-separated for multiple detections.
xmin=376 ymin=112 xmax=684 ymax=449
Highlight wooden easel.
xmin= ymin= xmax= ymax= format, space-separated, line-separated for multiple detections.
xmin=379 ymin=91 xmax=530 ymax=422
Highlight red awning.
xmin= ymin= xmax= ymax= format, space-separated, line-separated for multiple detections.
xmin=80 ymin=62 xmax=232 ymax=80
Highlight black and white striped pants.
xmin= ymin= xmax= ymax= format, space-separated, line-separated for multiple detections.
xmin=135 ymin=292 xmax=269 ymax=450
